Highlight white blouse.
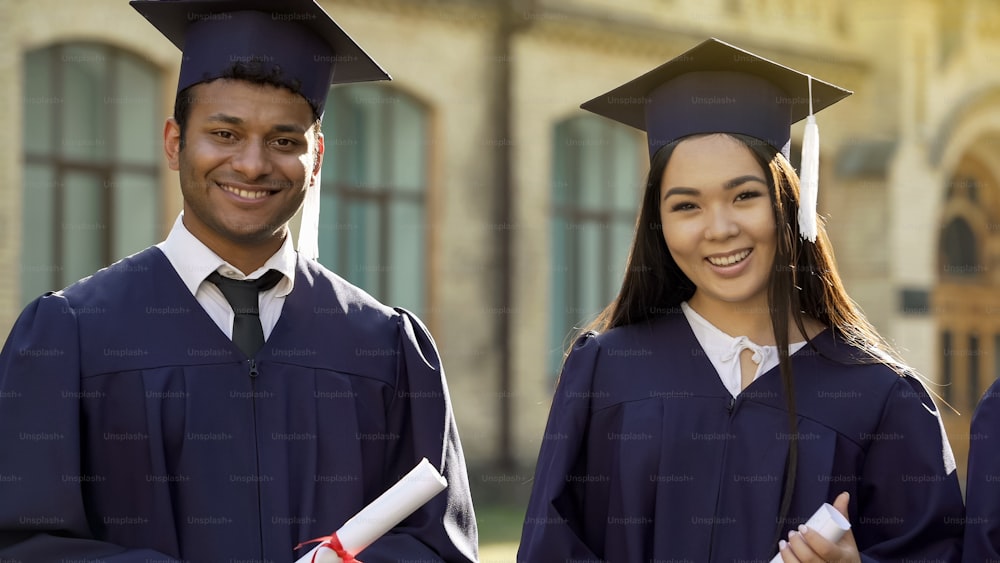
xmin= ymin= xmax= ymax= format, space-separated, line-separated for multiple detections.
xmin=681 ymin=302 xmax=806 ymax=399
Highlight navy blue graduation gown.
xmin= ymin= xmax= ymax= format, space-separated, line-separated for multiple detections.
xmin=0 ymin=247 xmax=477 ymax=562
xmin=518 ymin=313 xmax=963 ymax=563
xmin=963 ymin=378 xmax=1000 ymax=562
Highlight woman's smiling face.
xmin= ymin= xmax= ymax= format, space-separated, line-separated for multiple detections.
xmin=659 ymin=133 xmax=777 ymax=314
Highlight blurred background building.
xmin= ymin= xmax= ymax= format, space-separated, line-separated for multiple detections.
xmin=1 ymin=0 xmax=997 ymax=555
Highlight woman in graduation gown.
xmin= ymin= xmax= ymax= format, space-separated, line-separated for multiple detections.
xmin=518 ymin=39 xmax=963 ymax=563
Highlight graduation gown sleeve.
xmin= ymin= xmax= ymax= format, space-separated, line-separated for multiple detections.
xmin=963 ymin=378 xmax=1000 ymax=563
xmin=353 ymin=308 xmax=478 ymax=563
xmin=853 ymin=376 xmax=964 ymax=563
xmin=0 ymin=293 xmax=181 ymax=562
xmin=517 ymin=332 xmax=602 ymax=562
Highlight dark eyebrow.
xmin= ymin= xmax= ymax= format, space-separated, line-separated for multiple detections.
xmin=205 ymin=114 xmax=308 ymax=135
xmin=272 ymin=124 xmax=308 ymax=135
xmin=663 ymin=186 xmax=699 ymax=200
xmin=663 ymin=175 xmax=768 ymax=200
xmin=724 ymin=174 xmax=768 ymax=189
xmin=206 ymin=113 xmax=242 ymax=126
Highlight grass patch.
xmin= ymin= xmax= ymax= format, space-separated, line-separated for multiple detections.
xmin=477 ymin=501 xmax=527 ymax=544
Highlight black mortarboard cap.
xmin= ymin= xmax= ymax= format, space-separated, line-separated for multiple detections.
xmin=581 ymin=38 xmax=851 ymax=160
xmin=130 ymin=0 xmax=391 ymax=117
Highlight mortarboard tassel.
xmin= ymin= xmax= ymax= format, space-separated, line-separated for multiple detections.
xmin=297 ymin=168 xmax=322 ymax=261
xmin=798 ymin=75 xmax=819 ymax=242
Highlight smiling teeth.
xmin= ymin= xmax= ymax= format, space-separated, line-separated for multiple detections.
xmin=222 ymin=184 xmax=270 ymax=200
xmin=707 ymin=250 xmax=751 ymax=267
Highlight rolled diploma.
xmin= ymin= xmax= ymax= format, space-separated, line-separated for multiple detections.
xmin=294 ymin=458 xmax=448 ymax=563
xmin=768 ymin=502 xmax=851 ymax=563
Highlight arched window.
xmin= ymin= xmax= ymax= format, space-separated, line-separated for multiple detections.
xmin=318 ymin=84 xmax=428 ymax=317
xmin=939 ymin=217 xmax=979 ymax=278
xmin=549 ymin=115 xmax=641 ymax=374
xmin=21 ymin=43 xmax=161 ymax=302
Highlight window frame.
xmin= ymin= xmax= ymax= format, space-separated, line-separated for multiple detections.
xmin=21 ymin=42 xmax=161 ymax=299
xmin=549 ymin=115 xmax=643 ymax=375
xmin=317 ymin=84 xmax=429 ymax=316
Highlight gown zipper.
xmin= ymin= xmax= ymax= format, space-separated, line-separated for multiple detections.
xmin=707 ymin=395 xmax=738 ymax=561
xmin=248 ymin=358 xmax=265 ymax=557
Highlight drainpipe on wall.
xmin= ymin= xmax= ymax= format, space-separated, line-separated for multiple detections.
xmin=495 ymin=0 xmax=535 ymax=470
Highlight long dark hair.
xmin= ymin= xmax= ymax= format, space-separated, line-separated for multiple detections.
xmin=579 ymin=132 xmax=907 ymax=545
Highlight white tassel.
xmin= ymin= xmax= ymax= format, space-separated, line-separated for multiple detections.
xmin=297 ymin=167 xmax=322 ymax=260
xmin=798 ymin=76 xmax=819 ymax=242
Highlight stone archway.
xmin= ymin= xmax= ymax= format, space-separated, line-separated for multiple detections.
xmin=933 ymin=143 xmax=1000 ymax=480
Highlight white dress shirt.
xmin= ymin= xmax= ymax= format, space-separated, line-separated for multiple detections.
xmin=156 ymin=213 xmax=297 ymax=341
xmin=681 ymin=302 xmax=806 ymax=399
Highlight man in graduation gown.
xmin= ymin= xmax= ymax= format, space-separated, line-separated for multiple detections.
xmin=0 ymin=1 xmax=477 ymax=562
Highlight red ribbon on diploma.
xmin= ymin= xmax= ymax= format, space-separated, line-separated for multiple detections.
xmin=295 ymin=533 xmax=357 ymax=563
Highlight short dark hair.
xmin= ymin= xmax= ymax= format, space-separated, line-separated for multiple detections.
xmin=173 ymin=60 xmax=322 ymax=150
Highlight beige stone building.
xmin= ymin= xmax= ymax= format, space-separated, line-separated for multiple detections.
xmin=1 ymin=0 xmax=998 ymax=489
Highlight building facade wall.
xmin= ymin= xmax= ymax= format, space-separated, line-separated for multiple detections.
xmin=4 ymin=0 xmax=1000 ymax=481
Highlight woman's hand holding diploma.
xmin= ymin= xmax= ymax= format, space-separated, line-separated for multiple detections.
xmin=773 ymin=492 xmax=861 ymax=563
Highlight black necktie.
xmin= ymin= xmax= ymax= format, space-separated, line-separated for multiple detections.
xmin=207 ymin=269 xmax=284 ymax=358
